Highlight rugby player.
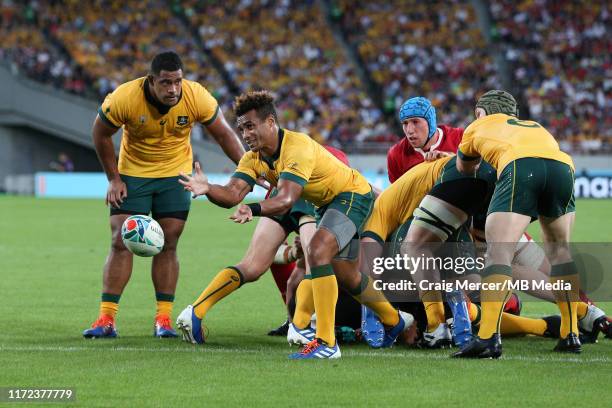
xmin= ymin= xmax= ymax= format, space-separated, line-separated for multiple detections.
xmin=387 ymin=96 xmax=463 ymax=183
xmin=358 ymin=155 xmax=594 ymax=347
xmin=361 ymin=155 xmax=496 ymax=346
xmin=177 ymin=90 xmax=411 ymax=359
xmin=268 ymin=145 xmax=351 ymax=337
xmin=83 ymin=52 xmax=245 ymax=339
xmin=454 ymin=90 xmax=582 ymax=357
xmin=175 ymin=144 xmax=350 ymax=344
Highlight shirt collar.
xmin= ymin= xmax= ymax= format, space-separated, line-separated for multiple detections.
xmin=261 ymin=128 xmax=284 ymax=168
xmin=414 ymin=127 xmax=444 ymax=156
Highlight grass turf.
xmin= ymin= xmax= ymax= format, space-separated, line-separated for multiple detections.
xmin=0 ymin=196 xmax=610 ymax=407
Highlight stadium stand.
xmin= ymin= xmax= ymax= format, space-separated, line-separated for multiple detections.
xmin=176 ymin=0 xmax=394 ymax=150
xmin=489 ymin=0 xmax=611 ymax=153
xmin=1 ymin=0 xmax=608 ymax=153
xmin=0 ymin=1 xmax=90 ymax=97
xmin=333 ymin=0 xmax=500 ymax=129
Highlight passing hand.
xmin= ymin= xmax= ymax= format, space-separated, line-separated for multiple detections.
xmin=229 ymin=204 xmax=253 ymax=224
xmin=179 ymin=161 xmax=209 ymax=198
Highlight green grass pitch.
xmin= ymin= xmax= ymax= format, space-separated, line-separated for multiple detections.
xmin=0 ymin=196 xmax=610 ymax=407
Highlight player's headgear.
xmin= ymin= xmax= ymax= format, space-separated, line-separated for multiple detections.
xmin=398 ymin=97 xmax=437 ymax=143
xmin=476 ymin=90 xmax=518 ymax=117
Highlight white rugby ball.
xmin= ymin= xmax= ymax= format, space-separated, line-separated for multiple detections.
xmin=121 ymin=215 xmax=164 ymax=257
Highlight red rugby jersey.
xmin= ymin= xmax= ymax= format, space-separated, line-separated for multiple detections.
xmin=324 ymin=145 xmax=350 ymax=166
xmin=387 ymin=125 xmax=464 ymax=183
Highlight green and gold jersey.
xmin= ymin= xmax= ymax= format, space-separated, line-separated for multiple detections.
xmin=98 ymin=77 xmax=219 ymax=178
xmin=363 ymin=156 xmax=454 ymax=242
xmin=233 ymin=128 xmax=371 ymax=207
xmin=458 ymin=113 xmax=574 ymax=175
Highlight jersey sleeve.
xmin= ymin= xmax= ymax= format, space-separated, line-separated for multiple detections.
xmin=387 ymin=148 xmax=400 ymax=183
xmin=98 ymin=88 xmax=128 ymax=128
xmin=232 ymin=153 xmax=258 ymax=187
xmin=278 ymin=141 xmax=315 ymax=187
xmin=457 ymin=124 xmax=481 ymax=161
xmin=194 ymin=83 xmax=220 ymax=126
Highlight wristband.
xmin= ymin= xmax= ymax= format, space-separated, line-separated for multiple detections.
xmin=247 ymin=203 xmax=262 ymax=216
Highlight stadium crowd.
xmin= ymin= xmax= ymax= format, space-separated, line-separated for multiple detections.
xmin=0 ymin=1 xmax=89 ymax=96
xmin=0 ymin=0 xmax=609 ymax=153
xmin=333 ymin=0 xmax=500 ymax=129
xmin=176 ymin=0 xmax=394 ymax=148
xmin=489 ymin=0 xmax=611 ymax=153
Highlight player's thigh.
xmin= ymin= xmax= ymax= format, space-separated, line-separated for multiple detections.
xmin=154 ymin=217 xmax=186 ymax=250
xmin=307 ymin=227 xmax=340 ymax=266
xmin=110 ymin=214 xmax=132 ymax=250
xmin=485 ymin=212 xmax=531 ymax=265
xmin=315 ymin=191 xmax=374 ymax=262
xmin=237 ymin=217 xmax=288 ymax=279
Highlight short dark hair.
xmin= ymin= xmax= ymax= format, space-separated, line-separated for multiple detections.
xmin=150 ymin=51 xmax=183 ymax=76
xmin=233 ymin=90 xmax=278 ymax=122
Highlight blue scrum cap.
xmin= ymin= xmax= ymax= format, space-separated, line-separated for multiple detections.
xmin=398 ymin=96 xmax=437 ymax=141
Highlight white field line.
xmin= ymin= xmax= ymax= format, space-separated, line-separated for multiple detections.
xmin=1 ymin=345 xmax=609 ymax=364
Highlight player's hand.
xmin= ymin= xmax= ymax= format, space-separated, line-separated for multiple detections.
xmin=293 ymin=235 xmax=304 ymax=259
xmin=106 ymin=177 xmax=127 ymax=208
xmin=229 ymin=204 xmax=253 ymax=224
xmin=424 ymin=151 xmax=454 ymax=161
xmin=179 ymin=161 xmax=209 ymax=198
xmin=256 ymin=177 xmax=270 ymax=190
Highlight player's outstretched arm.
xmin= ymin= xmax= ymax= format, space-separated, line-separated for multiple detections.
xmin=229 ymin=179 xmax=303 ymax=224
xmin=205 ymin=110 xmax=246 ymax=164
xmin=92 ymin=115 xmax=125 ymax=208
xmin=179 ymin=162 xmax=251 ymax=208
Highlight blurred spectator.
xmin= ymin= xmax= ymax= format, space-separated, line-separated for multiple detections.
xmin=49 ymin=152 xmax=74 ymax=172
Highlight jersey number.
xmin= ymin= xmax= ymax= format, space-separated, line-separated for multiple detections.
xmin=507 ymin=118 xmax=541 ymax=128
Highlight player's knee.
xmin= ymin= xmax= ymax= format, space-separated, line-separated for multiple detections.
xmin=110 ymin=231 xmax=130 ymax=253
xmin=160 ymin=239 xmax=178 ymax=253
xmin=307 ymin=241 xmax=334 ymax=266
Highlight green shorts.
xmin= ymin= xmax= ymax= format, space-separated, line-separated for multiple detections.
xmin=488 ymin=158 xmax=575 ymax=219
xmin=316 ymin=190 xmax=374 ymax=259
xmin=315 ymin=190 xmax=375 ymax=235
xmin=267 ymin=189 xmax=316 ymax=234
xmin=110 ymin=174 xmax=191 ymax=219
